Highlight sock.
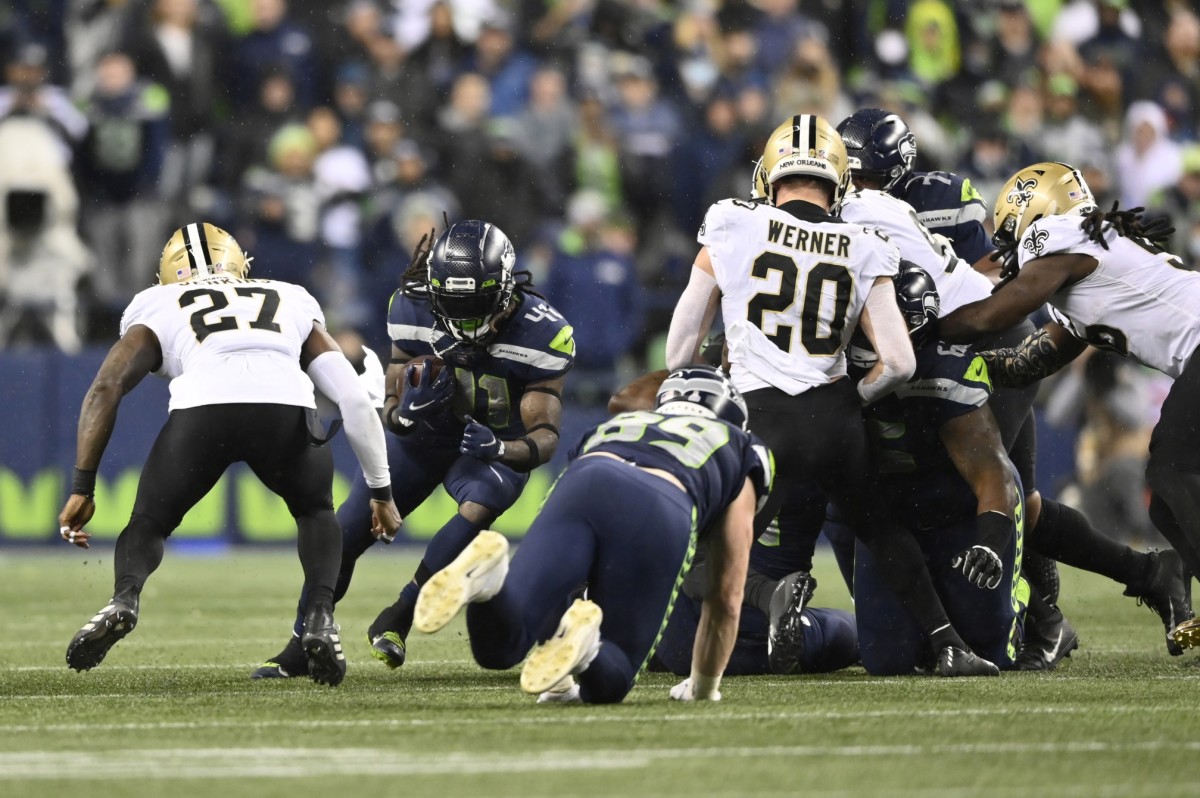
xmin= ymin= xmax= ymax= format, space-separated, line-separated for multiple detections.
xmin=1022 ymin=551 xmax=1061 ymax=604
xmin=1030 ymin=498 xmax=1147 ymax=587
xmin=369 ymin=579 xmax=422 ymax=639
xmin=744 ymin=569 xmax=779 ymax=615
xmin=113 ymin=515 xmax=167 ymax=600
xmin=296 ymin=510 xmax=341 ymax=609
xmin=423 ymin=513 xmax=484 ymax=574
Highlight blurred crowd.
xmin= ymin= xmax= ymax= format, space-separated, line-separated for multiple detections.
xmin=0 ymin=0 xmax=1197 ymax=409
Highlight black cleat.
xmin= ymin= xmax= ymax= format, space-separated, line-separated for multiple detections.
xmin=66 ymin=595 xmax=139 ymax=672
xmin=767 ymin=571 xmax=816 ymax=675
xmin=251 ymin=634 xmax=308 ymax=679
xmin=1015 ymin=606 xmax=1079 ymax=671
xmin=1125 ymin=548 xmax=1194 ymax=656
xmin=935 ymin=646 xmax=1000 ymax=677
xmin=303 ymin=604 xmax=347 ymax=687
xmin=369 ymin=631 xmax=406 ymax=669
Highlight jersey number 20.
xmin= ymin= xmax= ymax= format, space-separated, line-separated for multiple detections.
xmin=747 ymin=252 xmax=851 ymax=355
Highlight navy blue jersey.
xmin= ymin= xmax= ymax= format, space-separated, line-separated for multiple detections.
xmin=893 ymin=171 xmax=993 ymax=266
xmin=387 ymin=288 xmax=575 ymax=438
xmin=569 ymin=410 xmax=774 ymax=533
xmin=861 ymin=341 xmax=993 ymax=528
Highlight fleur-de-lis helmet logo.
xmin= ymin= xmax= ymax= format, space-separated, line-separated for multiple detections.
xmin=1007 ymin=177 xmax=1038 ymax=206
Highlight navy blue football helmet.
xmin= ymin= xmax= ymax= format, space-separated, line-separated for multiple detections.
xmin=656 ymin=365 xmax=749 ymax=431
xmin=427 ymin=220 xmax=516 ymax=344
xmin=894 ymin=262 xmax=940 ymax=347
xmin=836 ymin=109 xmax=917 ymax=192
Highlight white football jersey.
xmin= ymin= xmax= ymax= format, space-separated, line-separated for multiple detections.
xmin=120 ymin=276 xmax=325 ymax=410
xmin=840 ymin=188 xmax=992 ymax=313
xmin=699 ymin=198 xmax=900 ymax=395
xmin=1017 ymin=215 xmax=1200 ymax=378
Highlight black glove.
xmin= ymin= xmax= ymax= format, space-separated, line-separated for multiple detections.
xmin=460 ymin=415 xmax=505 ymax=461
xmin=951 ymin=545 xmax=1004 ymax=590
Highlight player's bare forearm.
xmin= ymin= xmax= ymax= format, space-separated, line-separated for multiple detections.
xmin=75 ymin=327 xmax=160 ymax=471
xmin=692 ymin=480 xmax=755 ymax=679
xmin=941 ymin=409 xmax=1017 ymax=520
xmin=978 ymin=324 xmax=1085 ymax=388
xmin=608 ymin=370 xmax=668 ymax=414
xmin=382 ymin=344 xmax=414 ymax=434
xmin=504 ymin=375 xmax=566 ymax=472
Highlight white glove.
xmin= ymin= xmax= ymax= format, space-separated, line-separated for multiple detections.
xmin=669 ymin=676 xmax=721 ymax=702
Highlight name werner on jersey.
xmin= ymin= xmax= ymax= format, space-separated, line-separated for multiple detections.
xmin=766 ymin=220 xmax=851 ymax=258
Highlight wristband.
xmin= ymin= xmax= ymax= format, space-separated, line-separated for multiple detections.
xmin=72 ymin=468 xmax=97 ymax=498
xmin=369 ymin=485 xmax=393 ymax=502
xmin=520 ymin=435 xmax=541 ymax=467
xmin=689 ymin=671 xmax=721 ymax=700
xmin=976 ymin=510 xmax=1014 ymax=553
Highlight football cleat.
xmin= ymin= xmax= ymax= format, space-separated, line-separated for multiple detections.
xmin=302 ymin=604 xmax=346 ymax=687
xmin=536 ymin=675 xmax=582 ymax=705
xmin=66 ymin=594 xmax=139 ymax=672
xmin=1171 ymin=617 xmax=1200 ymax=650
xmin=1124 ymin=548 xmax=1193 ymax=656
xmin=934 ymin=646 xmax=1000 ymax=677
xmin=369 ymin=631 xmax=407 ymax=669
xmin=251 ymin=634 xmax=308 ymax=679
xmin=1014 ymin=607 xmax=1079 ymax=672
xmin=521 ymin=599 xmax=603 ymax=695
xmin=767 ymin=571 xmax=816 ymax=675
xmin=414 ymin=530 xmax=509 ymax=634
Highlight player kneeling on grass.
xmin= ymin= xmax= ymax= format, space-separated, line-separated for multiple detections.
xmin=58 ymin=223 xmax=401 ymax=687
xmin=413 ymin=366 xmax=773 ymax=703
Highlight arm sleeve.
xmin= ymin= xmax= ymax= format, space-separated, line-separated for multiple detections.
xmin=306 ymin=351 xmax=390 ymax=489
xmin=857 ymin=280 xmax=917 ymax=404
xmin=665 ymin=267 xmax=719 ymax=370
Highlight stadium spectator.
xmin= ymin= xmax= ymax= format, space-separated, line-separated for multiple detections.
xmin=1148 ymin=144 xmax=1200 ymax=267
xmin=123 ymin=0 xmax=228 ymax=222
xmin=1040 ymin=73 xmax=1109 ymax=170
xmin=78 ymin=51 xmax=171 ymax=308
xmin=0 ymin=43 xmax=87 ymax=161
xmin=218 ymin=66 xmax=301 ymax=191
xmin=987 ymin=0 xmax=1041 ymax=88
xmin=1136 ymin=8 xmax=1200 ymax=141
xmin=516 ymin=66 xmax=576 ymax=207
xmin=466 ymin=9 xmax=539 ymax=118
xmin=229 ymin=0 xmax=318 ymax=110
xmin=1115 ymin=101 xmax=1183 ymax=209
xmin=1052 ymin=0 xmax=1142 ymax=46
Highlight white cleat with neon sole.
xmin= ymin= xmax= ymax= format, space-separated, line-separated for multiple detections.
xmin=521 ymin=599 xmax=602 ymax=696
xmin=414 ymin=530 xmax=510 ymax=634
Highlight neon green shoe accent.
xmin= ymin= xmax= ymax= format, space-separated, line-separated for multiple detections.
xmin=369 ymin=631 xmax=406 ymax=669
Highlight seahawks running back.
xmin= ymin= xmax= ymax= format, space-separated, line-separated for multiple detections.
xmin=254 ymin=220 xmax=574 ymax=679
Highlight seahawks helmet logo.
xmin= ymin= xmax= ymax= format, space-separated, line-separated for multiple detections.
xmin=897 ymin=133 xmax=917 ymax=168
xmin=1007 ymin=177 xmax=1038 ymax=207
xmin=1023 ymin=227 xmax=1050 ymax=257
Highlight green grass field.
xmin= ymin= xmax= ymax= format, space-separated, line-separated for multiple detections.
xmin=1 ymin=546 xmax=1196 ymax=798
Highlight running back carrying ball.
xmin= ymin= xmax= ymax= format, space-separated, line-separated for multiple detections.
xmin=405 ymin=355 xmax=445 ymax=387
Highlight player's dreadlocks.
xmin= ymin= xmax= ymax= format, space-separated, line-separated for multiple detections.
xmin=1081 ymin=201 xmax=1175 ymax=251
xmin=400 ymin=216 xmax=547 ymax=302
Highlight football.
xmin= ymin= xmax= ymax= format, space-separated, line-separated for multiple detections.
xmin=405 ymin=354 xmax=445 ymax=387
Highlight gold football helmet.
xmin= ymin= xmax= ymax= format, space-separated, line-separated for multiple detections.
xmin=993 ymin=162 xmax=1096 ymax=245
xmin=158 ymin=222 xmax=251 ymax=284
xmin=754 ymin=114 xmax=851 ymax=209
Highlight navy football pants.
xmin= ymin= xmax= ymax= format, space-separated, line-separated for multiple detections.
xmin=466 ymin=457 xmax=696 ymax=704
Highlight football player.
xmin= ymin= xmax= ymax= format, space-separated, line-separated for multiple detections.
xmin=412 ymin=366 xmax=772 ymax=704
xmin=665 ymin=114 xmax=996 ymax=676
xmin=58 ymin=223 xmax=401 ymax=686
xmin=254 ymin=219 xmax=573 ymax=678
xmin=939 ymin=163 xmax=1196 ymax=653
xmin=851 ymin=264 xmax=1028 ymax=672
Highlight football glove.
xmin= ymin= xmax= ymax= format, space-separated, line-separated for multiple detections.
xmin=399 ymin=363 xmax=455 ymax=421
xmin=952 ymin=545 xmax=1004 ymax=590
xmin=669 ymin=676 xmax=721 ymax=702
xmin=460 ymin=415 xmax=505 ymax=461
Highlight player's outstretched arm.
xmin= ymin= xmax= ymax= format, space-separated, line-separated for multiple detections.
xmin=665 ymin=248 xmax=721 ymax=371
xmin=978 ymin=322 xmax=1087 ymax=389
xmin=674 ymin=477 xmax=755 ymax=702
xmin=60 ymin=325 xmax=162 ymax=548
xmin=303 ymin=323 xmax=401 ymax=540
xmin=941 ymin=406 xmax=1019 ymax=590
xmin=857 ymin=276 xmax=916 ymax=404
xmin=940 ymin=254 xmax=1094 ymax=342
